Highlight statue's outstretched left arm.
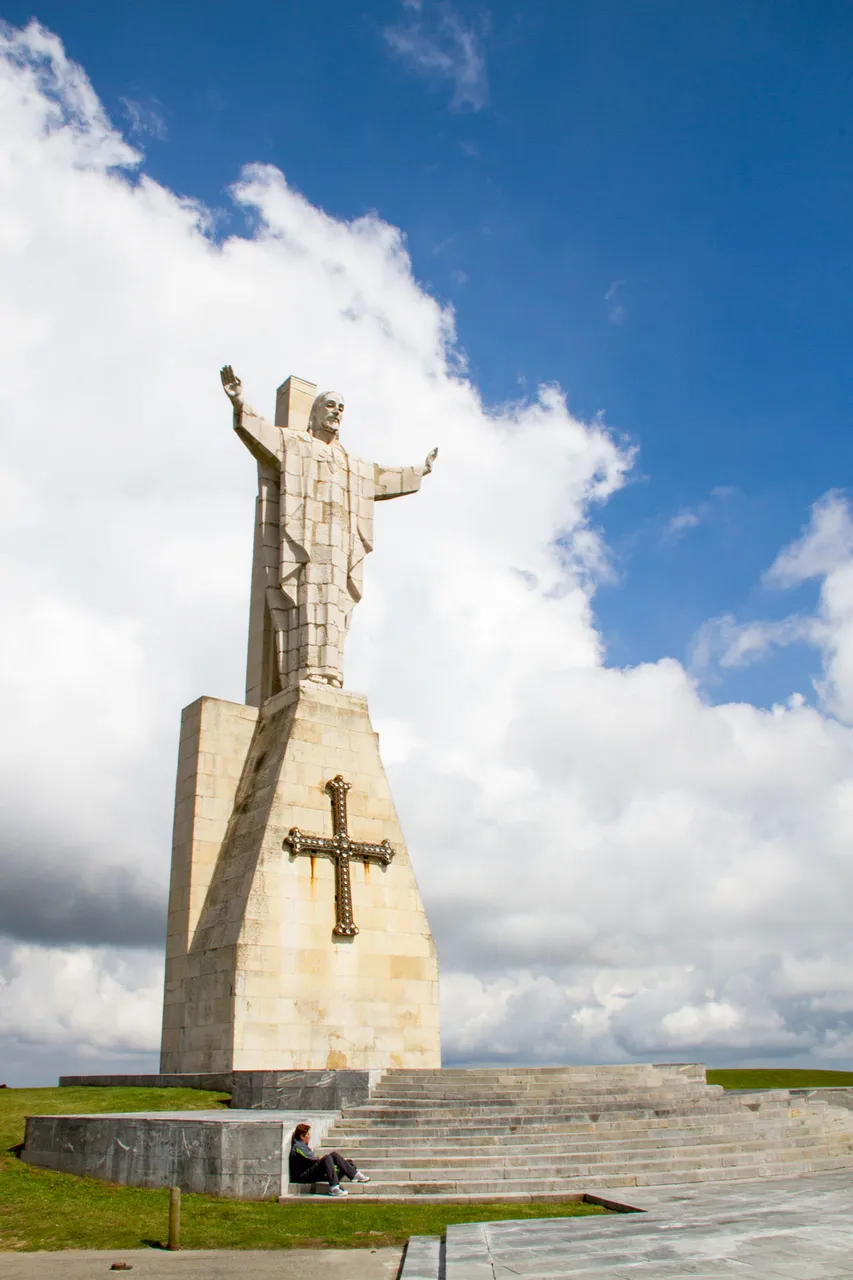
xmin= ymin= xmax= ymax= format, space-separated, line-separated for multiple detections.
xmin=375 ymin=448 xmax=438 ymax=501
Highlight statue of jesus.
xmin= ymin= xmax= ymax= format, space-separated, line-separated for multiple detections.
xmin=221 ymin=366 xmax=437 ymax=696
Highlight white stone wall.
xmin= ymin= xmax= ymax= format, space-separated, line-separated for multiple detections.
xmin=160 ymin=683 xmax=440 ymax=1072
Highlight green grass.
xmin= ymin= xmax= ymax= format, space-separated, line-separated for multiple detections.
xmin=0 ymin=1087 xmax=606 ymax=1252
xmin=707 ymin=1068 xmax=853 ymax=1090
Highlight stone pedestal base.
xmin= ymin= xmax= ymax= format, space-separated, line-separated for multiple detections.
xmin=160 ymin=682 xmax=440 ymax=1073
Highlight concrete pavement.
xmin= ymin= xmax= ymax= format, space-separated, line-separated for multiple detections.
xmin=445 ymin=1171 xmax=853 ymax=1278
xmin=0 ymin=1247 xmax=403 ymax=1280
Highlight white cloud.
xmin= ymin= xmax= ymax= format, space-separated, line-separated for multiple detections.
xmin=604 ymin=280 xmax=626 ymax=326
xmin=120 ymin=96 xmax=167 ymax=142
xmin=691 ymin=613 xmax=817 ymax=672
xmin=692 ymin=492 xmax=853 ymax=722
xmin=766 ymin=490 xmax=853 ymax=588
xmin=0 ymin=943 xmax=161 ymax=1055
xmin=664 ymin=485 xmax=737 ymax=542
xmin=383 ymin=2 xmax=488 ymax=111
xmin=3 ymin=22 xmax=853 ymax=1081
xmin=667 ymin=508 xmax=701 ymax=537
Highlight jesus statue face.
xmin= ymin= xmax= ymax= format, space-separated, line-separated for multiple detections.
xmin=310 ymin=392 xmax=345 ymax=439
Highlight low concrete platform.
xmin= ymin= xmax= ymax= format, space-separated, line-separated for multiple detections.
xmin=445 ymin=1170 xmax=853 ymax=1278
xmin=21 ymin=1111 xmax=339 ymax=1199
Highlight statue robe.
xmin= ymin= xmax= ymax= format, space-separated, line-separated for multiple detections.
xmin=235 ymin=404 xmax=424 ymax=693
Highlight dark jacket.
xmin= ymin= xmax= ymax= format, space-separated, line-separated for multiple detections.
xmin=289 ymin=1136 xmax=317 ymax=1181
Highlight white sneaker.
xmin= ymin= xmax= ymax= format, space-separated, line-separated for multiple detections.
xmin=353 ymin=1172 xmax=370 ymax=1183
xmin=328 ymin=1185 xmax=348 ymax=1197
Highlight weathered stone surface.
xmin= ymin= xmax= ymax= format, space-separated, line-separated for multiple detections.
xmin=398 ymin=1236 xmax=444 ymax=1280
xmin=221 ymin=368 xmax=437 ymax=700
xmin=230 ymin=1069 xmax=381 ymax=1111
xmin=321 ymin=1064 xmax=853 ymax=1199
xmin=59 ymin=1073 xmax=233 ymax=1091
xmin=33 ymin=1067 xmax=853 ymax=1207
xmin=444 ymin=1172 xmax=853 ymax=1279
xmin=22 ymin=1110 xmax=339 ymax=1200
xmin=152 ymin=369 xmax=441 ymax=1077
xmin=160 ymin=681 xmax=440 ymax=1074
xmin=793 ymin=1086 xmax=853 ymax=1111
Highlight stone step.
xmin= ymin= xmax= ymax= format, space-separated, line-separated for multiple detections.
xmin=324 ymin=1153 xmax=853 ymax=1197
xmin=339 ymin=1109 xmax=792 ymax=1130
xmin=355 ymin=1086 xmax=720 ymax=1105
xmin=335 ymin=1141 xmax=845 ymax=1172
xmin=371 ymin=1080 xmax=712 ymax=1090
xmin=326 ymin=1116 xmax=845 ymax=1146
xmin=373 ymin=1065 xmax=707 ymax=1080
xmin=334 ymin=1106 xmax=799 ymax=1133
xmin=334 ymin=1103 xmax=826 ymax=1130
xmin=361 ymin=1090 xmax=720 ymax=1107
xmin=330 ymin=1113 xmax=839 ymax=1144
xmin=345 ymin=1104 xmax=721 ymax=1121
xmin=328 ymin=1118 xmax=847 ymax=1152
xmin=370 ymin=1085 xmax=689 ymax=1095
xmin=332 ymin=1110 xmax=844 ymax=1139
xmin=345 ymin=1157 xmax=845 ymax=1182
xmin=328 ymin=1135 xmax=834 ymax=1160
xmin=330 ymin=1122 xmax=826 ymax=1145
xmin=344 ymin=1094 xmax=792 ymax=1116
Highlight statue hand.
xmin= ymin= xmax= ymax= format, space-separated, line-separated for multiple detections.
xmin=424 ymin=447 xmax=438 ymax=475
xmin=220 ymin=365 xmax=244 ymax=407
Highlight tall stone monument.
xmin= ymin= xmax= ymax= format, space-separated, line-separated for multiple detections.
xmin=159 ymin=370 xmax=441 ymax=1074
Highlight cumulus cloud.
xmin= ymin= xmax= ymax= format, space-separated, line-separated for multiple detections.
xmin=383 ymin=2 xmax=489 ymax=111
xmin=693 ymin=492 xmax=853 ymax=720
xmin=690 ymin=614 xmax=817 ymax=673
xmin=766 ymin=490 xmax=853 ymax=588
xmin=756 ymin=491 xmax=853 ymax=722
xmin=2 ymin=21 xmax=853 ymax=1082
xmin=0 ymin=943 xmax=161 ymax=1056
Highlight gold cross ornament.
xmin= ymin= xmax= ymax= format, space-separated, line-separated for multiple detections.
xmin=283 ymin=776 xmax=395 ymax=936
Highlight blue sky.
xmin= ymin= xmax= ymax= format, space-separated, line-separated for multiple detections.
xmin=8 ymin=0 xmax=852 ymax=705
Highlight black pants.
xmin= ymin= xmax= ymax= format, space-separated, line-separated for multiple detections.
xmin=296 ymin=1151 xmax=358 ymax=1187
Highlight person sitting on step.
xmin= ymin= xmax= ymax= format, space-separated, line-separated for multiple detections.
xmin=289 ymin=1122 xmax=370 ymax=1197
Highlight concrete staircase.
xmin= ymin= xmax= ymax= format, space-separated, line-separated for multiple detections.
xmin=291 ymin=1064 xmax=853 ymax=1201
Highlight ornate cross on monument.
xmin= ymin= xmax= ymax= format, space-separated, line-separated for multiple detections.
xmin=284 ymin=776 xmax=395 ymax=937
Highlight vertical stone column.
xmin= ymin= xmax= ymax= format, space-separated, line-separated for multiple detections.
xmin=160 ymin=697 xmax=259 ymax=1069
xmin=244 ymin=375 xmax=317 ymax=708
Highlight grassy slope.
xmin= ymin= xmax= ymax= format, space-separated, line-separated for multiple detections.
xmin=0 ymin=1087 xmax=604 ymax=1252
xmin=708 ymin=1068 xmax=853 ymax=1090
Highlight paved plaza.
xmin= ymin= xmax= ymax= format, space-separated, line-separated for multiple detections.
xmin=443 ymin=1171 xmax=853 ymax=1278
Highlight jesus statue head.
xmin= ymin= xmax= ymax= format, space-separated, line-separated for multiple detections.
xmin=309 ymin=391 xmax=345 ymax=442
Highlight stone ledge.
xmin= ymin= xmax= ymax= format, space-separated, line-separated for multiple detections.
xmin=57 ymin=1067 xmax=383 ymax=1111
xmin=280 ymin=1188 xmax=596 ymax=1204
xmin=58 ymin=1073 xmax=233 ymax=1091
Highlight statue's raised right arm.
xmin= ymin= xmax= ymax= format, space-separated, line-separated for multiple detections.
xmin=220 ymin=365 xmax=282 ymax=470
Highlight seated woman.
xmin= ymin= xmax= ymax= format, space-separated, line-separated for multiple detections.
xmin=289 ymin=1122 xmax=370 ymax=1198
